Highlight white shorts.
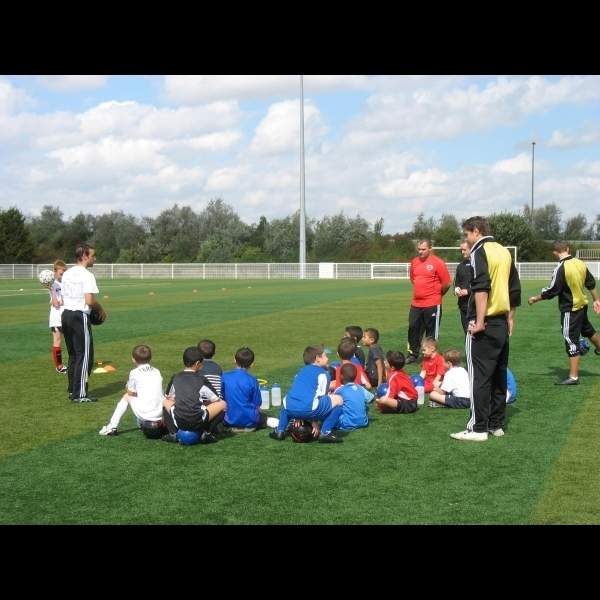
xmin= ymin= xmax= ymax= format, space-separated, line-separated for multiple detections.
xmin=49 ymin=306 xmax=64 ymax=329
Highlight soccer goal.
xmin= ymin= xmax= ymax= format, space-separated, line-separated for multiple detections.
xmin=433 ymin=246 xmax=518 ymax=264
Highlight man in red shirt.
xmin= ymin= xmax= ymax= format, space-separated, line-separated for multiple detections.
xmin=406 ymin=239 xmax=451 ymax=364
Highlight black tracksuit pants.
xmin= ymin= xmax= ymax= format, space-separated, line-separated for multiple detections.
xmin=61 ymin=309 xmax=94 ymax=399
xmin=465 ymin=315 xmax=509 ymax=433
xmin=408 ymin=304 xmax=442 ymax=357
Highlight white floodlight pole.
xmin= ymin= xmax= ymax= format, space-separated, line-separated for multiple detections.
xmin=299 ymin=74 xmax=306 ymax=279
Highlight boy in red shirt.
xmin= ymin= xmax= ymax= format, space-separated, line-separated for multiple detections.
xmin=420 ymin=337 xmax=446 ymax=393
xmin=330 ymin=338 xmax=371 ymax=390
xmin=376 ymin=350 xmax=418 ymax=414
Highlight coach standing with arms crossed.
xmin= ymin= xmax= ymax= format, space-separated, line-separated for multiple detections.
xmin=406 ymin=239 xmax=451 ymax=364
xmin=451 ymin=217 xmax=521 ymax=442
xmin=61 ymin=243 xmax=106 ymax=403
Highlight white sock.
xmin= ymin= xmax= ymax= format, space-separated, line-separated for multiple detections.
xmin=108 ymin=398 xmax=129 ymax=429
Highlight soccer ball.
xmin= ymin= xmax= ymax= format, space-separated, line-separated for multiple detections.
xmin=579 ymin=338 xmax=590 ymax=355
xmin=176 ymin=429 xmax=201 ymax=445
xmin=376 ymin=383 xmax=389 ymax=398
xmin=289 ymin=419 xmax=314 ymax=443
xmin=410 ymin=374 xmax=425 ymax=388
xmin=38 ymin=269 xmax=55 ymax=287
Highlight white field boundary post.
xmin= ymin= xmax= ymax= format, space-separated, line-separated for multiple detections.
xmin=235 ymin=264 xmax=238 ymax=279
xmin=268 ymin=264 xmax=271 ymax=280
xmin=171 ymin=264 xmax=174 ymax=280
xmin=141 ymin=264 xmax=144 ymax=280
xmin=111 ymin=264 xmax=114 ymax=279
xmin=12 ymin=264 xmax=15 ymax=279
xmin=370 ymin=264 xmax=374 ymax=280
xmin=203 ymin=264 xmax=206 ymax=280
xmin=31 ymin=264 xmax=34 ymax=279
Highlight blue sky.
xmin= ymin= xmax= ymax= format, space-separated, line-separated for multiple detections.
xmin=1 ymin=75 xmax=599 ymax=233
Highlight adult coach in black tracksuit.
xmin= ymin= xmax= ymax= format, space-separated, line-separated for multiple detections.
xmin=454 ymin=240 xmax=473 ymax=335
xmin=61 ymin=244 xmax=106 ymax=403
xmin=451 ymin=216 xmax=521 ymax=442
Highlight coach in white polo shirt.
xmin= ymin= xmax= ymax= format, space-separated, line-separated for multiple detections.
xmin=61 ymin=243 xmax=106 ymax=403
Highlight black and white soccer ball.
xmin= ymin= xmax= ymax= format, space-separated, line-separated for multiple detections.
xmin=289 ymin=419 xmax=315 ymax=443
xmin=89 ymin=307 xmax=106 ymax=325
xmin=38 ymin=269 xmax=55 ymax=287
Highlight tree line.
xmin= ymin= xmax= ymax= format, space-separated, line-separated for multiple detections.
xmin=1 ymin=199 xmax=599 ymax=264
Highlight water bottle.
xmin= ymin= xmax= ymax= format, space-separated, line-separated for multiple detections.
xmin=260 ymin=386 xmax=270 ymax=410
xmin=271 ymin=383 xmax=282 ymax=407
xmin=410 ymin=374 xmax=425 ymax=406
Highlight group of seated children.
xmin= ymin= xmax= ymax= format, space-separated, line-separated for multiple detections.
xmin=99 ymin=339 xmax=278 ymax=444
xmin=99 ymin=328 xmax=515 ymax=445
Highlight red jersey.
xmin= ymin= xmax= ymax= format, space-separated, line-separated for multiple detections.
xmin=409 ymin=255 xmax=451 ymax=307
xmin=387 ymin=369 xmax=417 ymax=401
xmin=334 ymin=362 xmax=370 ymax=388
xmin=422 ymin=353 xmax=446 ymax=387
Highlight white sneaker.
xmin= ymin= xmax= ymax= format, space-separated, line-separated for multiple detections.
xmin=99 ymin=425 xmax=118 ymax=436
xmin=489 ymin=428 xmax=505 ymax=437
xmin=266 ymin=417 xmax=280 ymax=429
xmin=429 ymin=400 xmax=443 ymax=408
xmin=450 ymin=429 xmax=488 ymax=442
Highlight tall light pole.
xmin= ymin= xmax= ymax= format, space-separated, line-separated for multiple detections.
xmin=299 ymin=74 xmax=306 ymax=279
xmin=530 ymin=141 xmax=536 ymax=225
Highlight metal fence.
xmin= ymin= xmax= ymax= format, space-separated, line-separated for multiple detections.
xmin=3 ymin=261 xmax=600 ymax=281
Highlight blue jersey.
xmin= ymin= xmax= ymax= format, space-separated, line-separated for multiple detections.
xmin=285 ymin=364 xmax=330 ymax=413
xmin=506 ymin=368 xmax=517 ymax=403
xmin=334 ymin=383 xmax=374 ymax=430
xmin=222 ymin=368 xmax=262 ymax=428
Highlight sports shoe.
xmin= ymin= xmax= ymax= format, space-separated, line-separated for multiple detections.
xmin=405 ymin=354 xmax=418 ymax=365
xmin=450 ymin=429 xmax=488 ymax=442
xmin=99 ymin=425 xmax=118 ymax=436
xmin=269 ymin=430 xmax=286 ymax=441
xmin=318 ymin=432 xmax=343 ymax=443
xmin=200 ymin=431 xmax=218 ymax=444
xmin=161 ymin=433 xmax=178 ymax=443
xmin=429 ymin=400 xmax=443 ymax=408
xmin=555 ymin=377 xmax=579 ymax=385
xmin=489 ymin=428 xmax=505 ymax=437
xmin=74 ymin=396 xmax=98 ymax=403
xmin=56 ymin=366 xmax=68 ymax=374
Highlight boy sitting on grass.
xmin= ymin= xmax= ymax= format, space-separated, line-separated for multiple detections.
xmin=376 ymin=350 xmax=418 ymax=414
xmin=221 ymin=347 xmax=279 ymax=431
xmin=270 ymin=345 xmax=344 ymax=443
xmin=99 ymin=344 xmax=166 ymax=438
xmin=319 ymin=363 xmax=374 ymax=438
xmin=197 ymin=339 xmax=223 ymax=398
xmin=362 ymin=327 xmax=385 ymax=388
xmin=344 ymin=325 xmax=366 ymax=367
xmin=329 ymin=337 xmax=371 ymax=391
xmin=428 ymin=349 xmax=471 ymax=408
xmin=420 ymin=337 xmax=446 ymax=393
xmin=162 ymin=347 xmax=227 ymax=444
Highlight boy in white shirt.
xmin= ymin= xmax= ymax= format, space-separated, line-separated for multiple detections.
xmin=47 ymin=259 xmax=68 ymax=374
xmin=99 ymin=345 xmax=166 ymax=438
xmin=429 ymin=349 xmax=471 ymax=408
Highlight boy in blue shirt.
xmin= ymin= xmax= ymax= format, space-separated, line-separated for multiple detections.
xmin=221 ymin=347 xmax=279 ymax=431
xmin=270 ymin=345 xmax=344 ymax=443
xmin=323 ymin=363 xmax=374 ymax=436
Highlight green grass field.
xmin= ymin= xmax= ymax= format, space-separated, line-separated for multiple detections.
xmin=1 ymin=277 xmax=599 ymax=524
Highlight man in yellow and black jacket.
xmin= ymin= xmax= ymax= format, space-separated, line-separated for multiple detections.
xmin=450 ymin=216 xmax=521 ymax=442
xmin=528 ymin=240 xmax=600 ymax=385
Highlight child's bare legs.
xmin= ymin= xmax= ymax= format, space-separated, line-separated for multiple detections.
xmin=375 ymin=396 xmax=399 ymax=413
xmin=429 ymin=390 xmax=447 ymax=405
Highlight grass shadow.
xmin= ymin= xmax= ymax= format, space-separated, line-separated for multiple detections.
xmin=90 ymin=381 xmax=126 ymax=398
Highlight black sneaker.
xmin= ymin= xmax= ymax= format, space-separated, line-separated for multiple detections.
xmin=161 ymin=433 xmax=178 ymax=443
xmin=318 ymin=432 xmax=343 ymax=443
xmin=555 ymin=377 xmax=579 ymax=385
xmin=269 ymin=430 xmax=286 ymax=441
xmin=405 ymin=354 xmax=418 ymax=365
xmin=200 ymin=431 xmax=218 ymax=444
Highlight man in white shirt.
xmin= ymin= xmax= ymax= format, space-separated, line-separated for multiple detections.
xmin=61 ymin=243 xmax=107 ymax=402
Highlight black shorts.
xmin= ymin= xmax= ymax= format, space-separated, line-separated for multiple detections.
xmin=50 ymin=326 xmax=62 ymax=333
xmin=561 ymin=307 xmax=596 ymax=357
xmin=174 ymin=405 xmax=209 ymax=431
xmin=444 ymin=392 xmax=471 ymax=409
xmin=396 ymin=399 xmax=418 ymax=413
